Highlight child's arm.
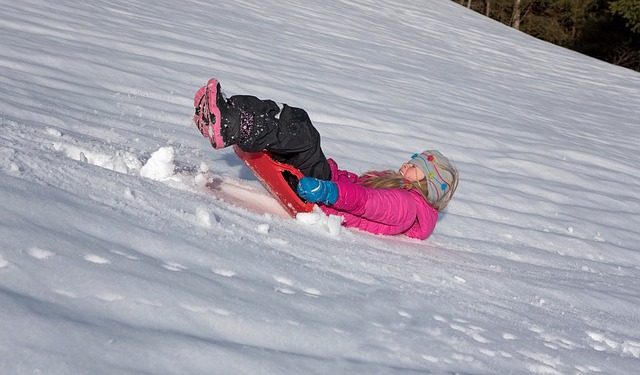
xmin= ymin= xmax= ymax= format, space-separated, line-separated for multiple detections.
xmin=332 ymin=182 xmax=418 ymax=228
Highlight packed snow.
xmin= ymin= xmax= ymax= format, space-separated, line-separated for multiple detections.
xmin=1 ymin=0 xmax=640 ymax=374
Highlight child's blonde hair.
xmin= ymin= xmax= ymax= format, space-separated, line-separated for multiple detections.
xmin=360 ymin=151 xmax=459 ymax=211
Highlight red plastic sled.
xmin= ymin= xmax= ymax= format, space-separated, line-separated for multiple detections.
xmin=233 ymin=145 xmax=314 ymax=217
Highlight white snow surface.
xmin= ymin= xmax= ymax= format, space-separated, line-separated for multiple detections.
xmin=1 ymin=0 xmax=640 ymax=374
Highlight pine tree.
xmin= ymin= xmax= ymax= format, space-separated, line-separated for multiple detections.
xmin=610 ymin=0 xmax=640 ymax=32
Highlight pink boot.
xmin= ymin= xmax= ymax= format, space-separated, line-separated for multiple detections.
xmin=193 ymin=78 xmax=240 ymax=149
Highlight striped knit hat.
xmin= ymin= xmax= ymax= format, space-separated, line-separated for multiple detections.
xmin=408 ymin=150 xmax=455 ymax=207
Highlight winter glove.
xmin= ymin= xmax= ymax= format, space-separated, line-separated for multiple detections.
xmin=297 ymin=177 xmax=338 ymax=205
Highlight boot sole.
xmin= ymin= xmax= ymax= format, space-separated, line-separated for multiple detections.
xmin=204 ymin=78 xmax=224 ymax=149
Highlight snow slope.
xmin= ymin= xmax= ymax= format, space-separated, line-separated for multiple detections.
xmin=1 ymin=0 xmax=640 ymax=373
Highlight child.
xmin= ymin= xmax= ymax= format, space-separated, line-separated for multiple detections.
xmin=194 ymin=78 xmax=459 ymax=239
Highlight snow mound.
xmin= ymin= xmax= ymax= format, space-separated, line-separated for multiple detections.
xmin=140 ymin=146 xmax=176 ymax=181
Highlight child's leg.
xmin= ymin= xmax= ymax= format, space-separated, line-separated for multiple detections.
xmin=229 ymin=95 xmax=331 ymax=180
xmin=193 ymin=79 xmax=241 ymax=149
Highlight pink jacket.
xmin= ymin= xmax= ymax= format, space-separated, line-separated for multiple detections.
xmin=319 ymin=159 xmax=439 ymax=240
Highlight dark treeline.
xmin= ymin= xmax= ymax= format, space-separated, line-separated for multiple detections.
xmin=455 ymin=0 xmax=640 ymax=72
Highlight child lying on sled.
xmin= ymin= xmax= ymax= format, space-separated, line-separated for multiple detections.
xmin=194 ymin=78 xmax=459 ymax=240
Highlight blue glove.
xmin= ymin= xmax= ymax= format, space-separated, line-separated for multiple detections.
xmin=297 ymin=177 xmax=338 ymax=205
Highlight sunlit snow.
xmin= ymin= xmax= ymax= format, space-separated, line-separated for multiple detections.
xmin=1 ymin=0 xmax=640 ymax=374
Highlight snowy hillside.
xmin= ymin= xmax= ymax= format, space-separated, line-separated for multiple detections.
xmin=1 ymin=0 xmax=640 ymax=374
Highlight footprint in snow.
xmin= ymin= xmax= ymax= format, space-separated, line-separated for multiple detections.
xmin=435 ymin=315 xmax=492 ymax=344
xmin=110 ymin=249 xmax=140 ymax=260
xmin=449 ymin=322 xmax=491 ymax=343
xmin=213 ymin=269 xmax=236 ymax=277
xmin=28 ymin=247 xmax=55 ymax=260
xmin=433 ymin=314 xmax=448 ymax=323
xmin=586 ymin=331 xmax=640 ymax=358
xmin=180 ymin=303 xmax=231 ymax=316
xmin=273 ymin=275 xmax=322 ymax=296
xmin=46 ymin=127 xmax=62 ymax=137
xmin=276 ymin=287 xmax=296 ymax=295
xmin=84 ymin=254 xmax=112 ymax=265
xmin=303 ymin=287 xmax=322 ymax=296
xmin=95 ymin=293 xmax=124 ymax=302
xmin=163 ymin=262 xmax=187 ymax=271
xmin=273 ymin=276 xmax=296 ymax=295
xmin=52 ymin=289 xmax=77 ymax=298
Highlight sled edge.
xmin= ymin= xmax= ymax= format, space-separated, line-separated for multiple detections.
xmin=233 ymin=145 xmax=314 ymax=217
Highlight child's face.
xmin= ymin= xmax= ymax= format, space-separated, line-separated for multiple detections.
xmin=399 ymin=163 xmax=425 ymax=182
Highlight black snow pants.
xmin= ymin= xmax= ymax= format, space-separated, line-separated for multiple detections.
xmin=228 ymin=95 xmax=331 ymax=180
